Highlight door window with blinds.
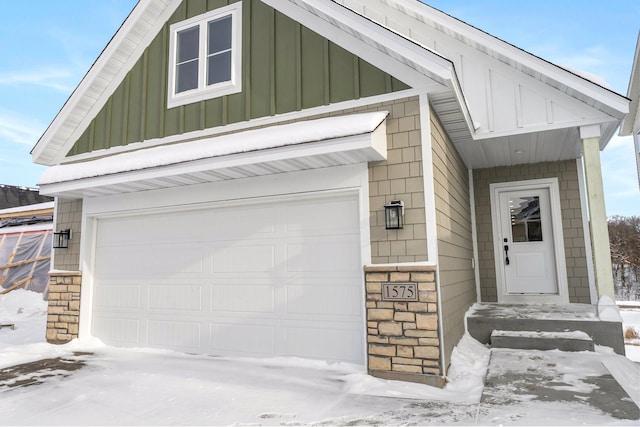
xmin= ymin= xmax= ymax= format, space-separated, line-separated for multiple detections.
xmin=168 ymin=2 xmax=242 ymax=108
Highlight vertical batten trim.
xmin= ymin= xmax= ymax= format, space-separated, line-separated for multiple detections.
xmin=576 ymin=158 xmax=597 ymax=303
xmin=244 ymin=0 xmax=252 ymax=120
xmin=123 ymin=75 xmax=131 ymax=145
xmin=485 ymin=69 xmax=494 ymax=132
xmin=160 ymin=24 xmax=168 ymax=137
xmin=323 ymin=38 xmax=330 ymax=105
xmin=515 ymin=84 xmax=523 ymax=128
xmin=269 ymin=7 xmax=276 ymax=115
xmin=353 ymin=56 xmax=360 ymax=99
xmin=419 ymin=93 xmax=445 ymax=376
xmin=295 ymin=22 xmax=302 ymax=111
xmin=140 ymin=50 xmax=148 ymax=141
xmin=468 ymin=169 xmax=481 ymax=302
xmin=545 ymin=99 xmax=553 ymax=124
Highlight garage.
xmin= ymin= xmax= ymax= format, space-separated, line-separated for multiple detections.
xmin=90 ymin=191 xmax=365 ymax=363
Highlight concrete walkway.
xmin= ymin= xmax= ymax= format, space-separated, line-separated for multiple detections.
xmin=481 ymin=347 xmax=640 ymax=421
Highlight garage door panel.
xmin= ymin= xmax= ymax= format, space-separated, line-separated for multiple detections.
xmin=148 ymin=320 xmax=201 ymax=350
xmin=210 ymin=322 xmax=276 ymax=355
xmin=96 ymin=244 xmax=204 ymax=277
xmin=286 ymin=285 xmax=362 ymax=318
xmin=206 ymin=206 xmax=277 ymax=239
xmin=211 ymin=285 xmax=275 ymax=313
xmin=212 ymin=244 xmax=275 ymax=273
xmin=94 ymin=284 xmax=142 ymax=310
xmin=93 ymin=317 xmax=141 ymax=345
xmin=285 ymin=321 xmax=363 ymax=363
xmin=149 ymin=285 xmax=203 ymax=311
xmin=286 ymin=240 xmax=360 ymax=272
xmin=97 ymin=211 xmax=203 ymax=245
xmin=285 ymin=197 xmax=359 ymax=234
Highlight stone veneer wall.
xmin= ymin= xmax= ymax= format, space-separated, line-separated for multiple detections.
xmin=46 ymin=271 xmax=81 ymax=343
xmin=364 ymin=264 xmax=443 ymax=387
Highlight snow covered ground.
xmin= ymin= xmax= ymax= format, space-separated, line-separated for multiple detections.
xmin=620 ymin=304 xmax=640 ymax=363
xmin=0 ymin=290 xmax=638 ymax=425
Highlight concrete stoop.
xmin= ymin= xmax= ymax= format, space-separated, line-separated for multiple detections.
xmin=491 ymin=329 xmax=595 ymax=352
xmin=466 ymin=303 xmax=626 ymax=355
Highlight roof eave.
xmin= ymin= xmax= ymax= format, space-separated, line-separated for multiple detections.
xmin=31 ymin=0 xmax=182 ymax=167
xmin=263 ymin=0 xmax=454 ymax=91
xmin=621 ymin=32 xmax=640 ymax=136
xmin=390 ymin=0 xmax=629 ymax=119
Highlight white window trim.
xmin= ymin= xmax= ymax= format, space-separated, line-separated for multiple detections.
xmin=167 ymin=2 xmax=242 ymax=109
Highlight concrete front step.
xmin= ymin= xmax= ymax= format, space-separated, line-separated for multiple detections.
xmin=491 ymin=329 xmax=595 ymax=352
xmin=466 ymin=303 xmax=626 ymax=355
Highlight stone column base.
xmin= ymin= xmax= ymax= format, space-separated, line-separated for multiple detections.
xmin=46 ymin=271 xmax=82 ymax=344
xmin=364 ymin=264 xmax=443 ymax=387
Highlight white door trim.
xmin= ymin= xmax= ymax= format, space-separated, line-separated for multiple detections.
xmin=490 ymin=178 xmax=569 ymax=304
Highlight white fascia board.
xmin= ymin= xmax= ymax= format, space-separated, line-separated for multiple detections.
xmin=38 ymin=112 xmax=388 ymax=196
xmin=391 ymin=0 xmax=629 ymax=116
xmin=38 ymin=132 xmax=386 ymax=197
xmin=621 ymin=33 xmax=640 ymax=136
xmin=262 ymin=0 xmax=453 ymax=91
xmin=39 ymin=111 xmax=388 ymax=185
xmin=471 ymin=117 xmax=620 ymax=142
xmin=31 ymin=0 xmax=182 ymax=166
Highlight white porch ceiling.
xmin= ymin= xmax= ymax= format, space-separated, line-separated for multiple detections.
xmin=430 ymin=89 xmax=589 ymax=169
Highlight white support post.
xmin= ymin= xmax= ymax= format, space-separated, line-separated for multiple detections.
xmin=579 ymin=125 xmax=615 ymax=300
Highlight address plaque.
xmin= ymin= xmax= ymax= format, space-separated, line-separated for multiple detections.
xmin=381 ymin=282 xmax=418 ymax=302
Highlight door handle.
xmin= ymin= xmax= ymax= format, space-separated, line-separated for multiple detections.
xmin=504 ymin=244 xmax=510 ymax=265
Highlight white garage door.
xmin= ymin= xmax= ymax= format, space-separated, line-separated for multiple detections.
xmin=91 ymin=192 xmax=364 ymax=363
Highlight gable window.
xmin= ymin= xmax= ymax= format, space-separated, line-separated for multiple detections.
xmin=168 ymin=2 xmax=242 ymax=108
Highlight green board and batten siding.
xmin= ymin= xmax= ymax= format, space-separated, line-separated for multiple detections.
xmin=69 ymin=0 xmax=409 ymax=156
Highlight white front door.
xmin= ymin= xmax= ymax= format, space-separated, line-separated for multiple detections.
xmin=491 ymin=179 xmax=568 ymax=303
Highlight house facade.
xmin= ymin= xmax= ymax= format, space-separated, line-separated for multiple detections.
xmin=33 ymin=0 xmax=628 ymax=386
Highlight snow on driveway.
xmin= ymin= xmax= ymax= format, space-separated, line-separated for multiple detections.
xmin=1 ymin=290 xmax=639 ymax=425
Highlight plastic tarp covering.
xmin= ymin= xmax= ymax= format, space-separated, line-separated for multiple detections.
xmin=0 ymin=231 xmax=51 ymax=299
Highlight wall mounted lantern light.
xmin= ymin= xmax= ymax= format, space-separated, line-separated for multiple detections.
xmin=384 ymin=200 xmax=404 ymax=230
xmin=53 ymin=229 xmax=72 ymax=249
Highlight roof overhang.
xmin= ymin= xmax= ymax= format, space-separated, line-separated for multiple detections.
xmin=31 ymin=0 xmax=182 ymax=166
xmin=37 ymin=112 xmax=389 ymax=199
xmin=386 ymin=0 xmax=630 ymax=121
xmin=262 ymin=0 xmax=455 ymax=91
xmin=32 ymin=0 xmax=461 ymax=168
xmin=621 ymin=32 xmax=640 ymax=137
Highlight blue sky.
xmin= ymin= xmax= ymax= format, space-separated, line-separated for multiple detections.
xmin=0 ymin=1 xmax=638 ymax=216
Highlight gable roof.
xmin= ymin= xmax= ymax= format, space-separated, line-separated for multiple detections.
xmin=32 ymin=0 xmax=629 ymax=170
xmin=31 ymin=0 xmax=182 ymax=166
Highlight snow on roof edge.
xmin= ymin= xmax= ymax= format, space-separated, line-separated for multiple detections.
xmin=38 ymin=111 xmax=389 ymax=185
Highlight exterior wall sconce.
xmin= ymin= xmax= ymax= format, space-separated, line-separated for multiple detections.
xmin=53 ymin=229 xmax=72 ymax=249
xmin=384 ymin=200 xmax=404 ymax=229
